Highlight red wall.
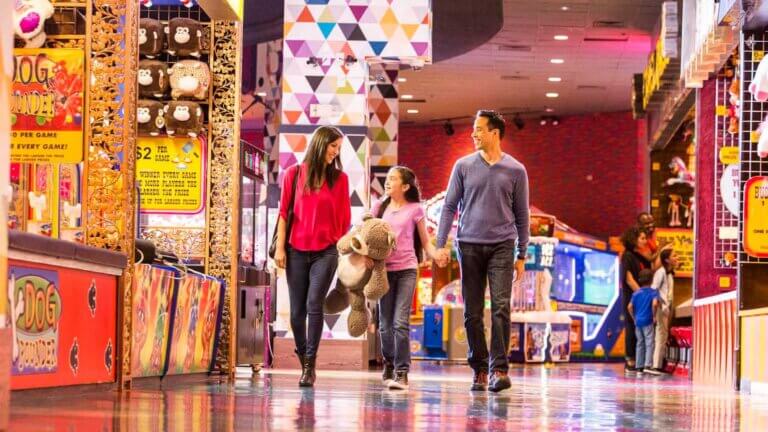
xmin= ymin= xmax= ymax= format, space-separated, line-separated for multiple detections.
xmin=695 ymin=78 xmax=737 ymax=297
xmin=399 ymin=111 xmax=645 ymax=238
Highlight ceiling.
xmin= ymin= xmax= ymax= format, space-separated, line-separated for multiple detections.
xmin=398 ymin=0 xmax=669 ymax=124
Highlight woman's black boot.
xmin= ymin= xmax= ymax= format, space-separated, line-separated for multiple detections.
xmin=299 ymin=355 xmax=317 ymax=387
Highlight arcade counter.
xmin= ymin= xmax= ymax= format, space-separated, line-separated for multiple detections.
xmin=6 ymin=231 xmax=126 ymax=390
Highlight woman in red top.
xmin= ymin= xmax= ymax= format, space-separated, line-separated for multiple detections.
xmin=274 ymin=126 xmax=351 ymax=387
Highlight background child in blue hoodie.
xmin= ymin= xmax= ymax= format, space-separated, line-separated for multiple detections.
xmin=628 ymin=269 xmax=660 ymax=375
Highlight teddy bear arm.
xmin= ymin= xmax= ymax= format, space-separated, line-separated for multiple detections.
xmin=363 ymin=261 xmax=389 ymax=301
xmin=337 ymin=232 xmax=354 ymax=254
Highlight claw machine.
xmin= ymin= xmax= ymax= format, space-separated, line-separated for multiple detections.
xmin=236 ymin=141 xmax=271 ymax=371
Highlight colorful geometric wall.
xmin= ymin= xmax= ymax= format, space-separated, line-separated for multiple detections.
xmin=263 ymin=39 xmax=284 ymax=184
xmin=280 ymin=0 xmax=431 ymax=206
xmin=368 ymin=62 xmax=399 ymax=198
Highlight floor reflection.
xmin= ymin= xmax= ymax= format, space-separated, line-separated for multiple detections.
xmin=9 ymin=363 xmax=761 ymax=431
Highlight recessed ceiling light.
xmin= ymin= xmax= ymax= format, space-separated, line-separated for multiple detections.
xmin=550 ymin=58 xmax=565 ymax=64
xmin=554 ymin=35 xmax=569 ymax=41
xmin=407 ymin=109 xmax=419 ymax=114
xmin=398 ymin=77 xmax=407 ymax=82
xmin=546 ymin=92 xmax=559 ymax=98
xmin=561 ymin=6 xmax=569 ymax=11
xmin=401 ymin=94 xmax=414 ymax=100
xmin=548 ymin=77 xmax=562 ymax=82
xmin=546 ymin=108 xmax=555 ymax=113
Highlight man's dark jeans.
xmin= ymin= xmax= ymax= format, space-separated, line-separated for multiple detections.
xmin=286 ymin=245 xmax=338 ymax=358
xmin=457 ymin=240 xmax=516 ymax=373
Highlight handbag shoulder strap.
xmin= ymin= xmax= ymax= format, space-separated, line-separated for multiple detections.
xmin=287 ymin=165 xmax=300 ymax=215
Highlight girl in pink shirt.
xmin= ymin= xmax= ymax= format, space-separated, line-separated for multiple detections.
xmin=372 ymin=166 xmax=444 ymax=390
xmin=274 ymin=126 xmax=351 ymax=387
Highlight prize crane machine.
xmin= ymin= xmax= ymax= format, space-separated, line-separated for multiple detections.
xmin=236 ymin=140 xmax=272 ymax=372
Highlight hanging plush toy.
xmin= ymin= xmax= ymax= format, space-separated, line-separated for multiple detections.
xmin=757 ymin=115 xmax=768 ymax=158
xmin=664 ymin=157 xmax=695 ymax=187
xmin=139 ymin=18 xmax=165 ymax=59
xmin=169 ymin=60 xmax=210 ymax=100
xmin=166 ymin=18 xmax=203 ymax=58
xmin=13 ymin=0 xmax=54 ymax=48
xmin=164 ymin=101 xmax=203 ymax=138
xmin=749 ymin=55 xmax=768 ymax=101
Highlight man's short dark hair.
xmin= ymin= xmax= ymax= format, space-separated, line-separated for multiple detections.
xmin=476 ymin=110 xmax=506 ymax=140
xmin=637 ymin=269 xmax=654 ymax=287
xmin=637 ymin=212 xmax=653 ymax=223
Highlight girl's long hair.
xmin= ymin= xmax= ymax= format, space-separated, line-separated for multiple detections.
xmin=303 ymin=126 xmax=344 ymax=191
xmin=377 ymin=166 xmax=423 ymax=262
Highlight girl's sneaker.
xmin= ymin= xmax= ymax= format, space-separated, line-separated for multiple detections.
xmin=382 ymin=364 xmax=394 ymax=384
xmin=388 ymin=370 xmax=409 ymax=390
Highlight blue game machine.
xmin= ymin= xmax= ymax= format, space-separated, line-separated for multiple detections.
xmin=549 ymin=231 xmax=622 ymax=361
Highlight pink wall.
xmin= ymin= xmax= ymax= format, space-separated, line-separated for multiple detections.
xmin=399 ymin=111 xmax=646 ymax=238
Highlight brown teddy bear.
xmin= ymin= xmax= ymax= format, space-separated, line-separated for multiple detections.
xmin=139 ymin=18 xmax=164 ymax=58
xmin=164 ymin=101 xmax=203 ymax=138
xmin=324 ymin=214 xmax=396 ymax=337
xmin=138 ymin=60 xmax=169 ymax=98
xmin=166 ymin=18 xmax=203 ymax=58
xmin=169 ymin=60 xmax=211 ymax=100
xmin=138 ymin=100 xmax=165 ymax=136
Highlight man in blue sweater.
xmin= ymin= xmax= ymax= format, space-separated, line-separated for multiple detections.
xmin=436 ymin=110 xmax=530 ymax=393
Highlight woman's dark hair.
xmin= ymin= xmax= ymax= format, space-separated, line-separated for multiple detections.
xmin=620 ymin=226 xmax=643 ymax=250
xmin=377 ymin=166 xmax=423 ymax=262
xmin=303 ymin=126 xmax=344 ymax=191
xmin=660 ymin=248 xmax=675 ymax=273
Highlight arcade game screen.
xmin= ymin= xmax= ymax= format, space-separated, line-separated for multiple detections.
xmin=552 ymin=243 xmax=618 ymax=306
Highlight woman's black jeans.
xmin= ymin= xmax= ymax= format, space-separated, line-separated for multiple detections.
xmin=286 ymin=245 xmax=338 ymax=358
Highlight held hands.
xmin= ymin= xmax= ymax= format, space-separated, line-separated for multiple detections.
xmin=434 ymin=248 xmax=451 ymax=268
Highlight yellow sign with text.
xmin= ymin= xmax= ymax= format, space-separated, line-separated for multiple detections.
xmin=136 ymin=137 xmax=206 ymax=214
xmin=11 ymin=49 xmax=84 ymax=163
xmin=655 ymin=228 xmax=694 ymax=278
xmin=719 ymin=146 xmax=739 ymax=165
xmin=744 ymin=176 xmax=768 ymax=258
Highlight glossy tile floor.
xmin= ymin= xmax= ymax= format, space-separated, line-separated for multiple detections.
xmin=9 ymin=363 xmax=768 ymax=431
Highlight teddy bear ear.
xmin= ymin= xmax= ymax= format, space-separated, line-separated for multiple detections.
xmin=361 ymin=212 xmax=374 ymax=221
xmin=350 ymin=234 xmax=369 ymax=256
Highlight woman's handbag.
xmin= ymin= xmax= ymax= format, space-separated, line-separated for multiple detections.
xmin=269 ymin=167 xmax=299 ymax=259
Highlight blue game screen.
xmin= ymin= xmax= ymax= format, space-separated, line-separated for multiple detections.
xmin=551 ymin=242 xmax=618 ymax=306
xmin=582 ymin=251 xmax=619 ymax=306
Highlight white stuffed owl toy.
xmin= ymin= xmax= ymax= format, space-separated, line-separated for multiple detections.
xmin=13 ymin=0 xmax=54 ymax=48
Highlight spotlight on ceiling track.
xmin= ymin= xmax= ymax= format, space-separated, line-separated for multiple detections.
xmin=444 ymin=120 xmax=455 ymax=136
xmin=540 ymin=116 xmax=561 ymax=126
xmin=513 ymin=114 xmax=525 ymax=130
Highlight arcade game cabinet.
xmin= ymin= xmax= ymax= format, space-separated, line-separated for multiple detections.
xmin=236 ymin=142 xmax=271 ymax=371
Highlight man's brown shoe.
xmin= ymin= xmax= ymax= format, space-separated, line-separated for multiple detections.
xmin=471 ymin=371 xmax=488 ymax=391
